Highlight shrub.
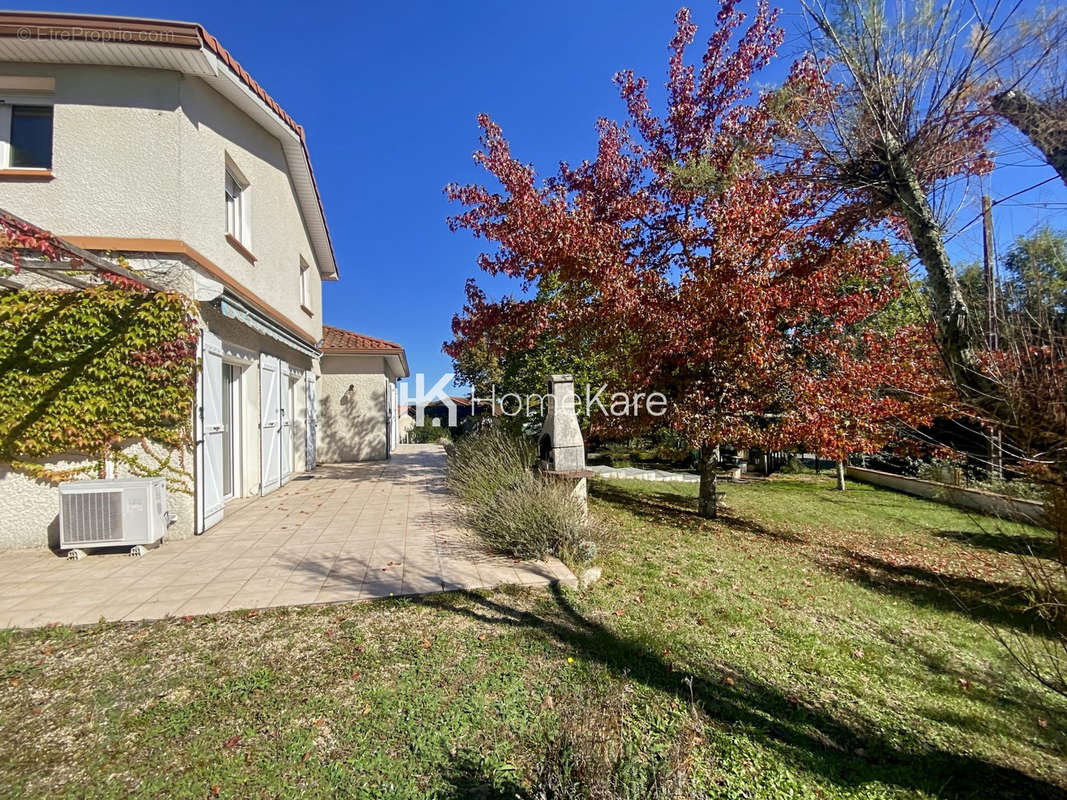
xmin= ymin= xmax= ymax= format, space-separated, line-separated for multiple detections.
xmin=531 ymin=688 xmax=703 ymax=799
xmin=446 ymin=426 xmax=598 ymax=561
xmin=407 ymin=419 xmax=452 ymax=444
xmin=465 ymin=475 xmax=590 ymax=560
xmin=445 ymin=425 xmax=532 ymax=506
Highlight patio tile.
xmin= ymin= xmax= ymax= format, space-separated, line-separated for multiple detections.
xmin=176 ymin=594 xmax=240 ymax=617
xmin=121 ymin=601 xmax=180 ymax=622
xmin=146 ymin=584 xmax=207 ymax=604
xmin=194 ymin=579 xmax=249 ymax=597
xmin=0 ymin=445 xmax=575 ymax=627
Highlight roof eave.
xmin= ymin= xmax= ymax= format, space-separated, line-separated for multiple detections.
xmin=322 ymin=347 xmax=409 ymax=378
xmin=0 ymin=11 xmax=340 ymax=281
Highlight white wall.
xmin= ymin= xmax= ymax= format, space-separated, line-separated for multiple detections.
xmin=0 ymin=443 xmax=195 ymax=550
xmin=0 ymin=63 xmax=182 ymax=238
xmin=177 ymin=76 xmax=323 ymax=343
xmin=0 ymin=62 xmax=335 ymax=548
xmin=845 ymin=466 xmax=1048 ymax=528
xmin=0 ymin=62 xmax=324 ymax=343
xmin=318 ymin=355 xmax=391 ymax=463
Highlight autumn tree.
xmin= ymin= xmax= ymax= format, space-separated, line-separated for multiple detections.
xmin=446 ymin=1 xmax=942 ymax=516
xmin=450 ymin=275 xmax=616 ymax=428
xmin=785 ymin=0 xmax=1015 ymax=393
xmin=984 ymin=5 xmax=1067 ymax=187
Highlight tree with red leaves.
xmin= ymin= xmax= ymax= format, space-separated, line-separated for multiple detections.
xmin=446 ymin=1 xmax=943 ymax=516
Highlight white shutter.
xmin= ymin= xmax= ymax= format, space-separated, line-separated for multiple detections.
xmin=280 ymin=361 xmax=292 ymax=485
xmin=198 ymin=331 xmax=225 ymax=531
xmin=260 ymin=354 xmax=281 ymax=495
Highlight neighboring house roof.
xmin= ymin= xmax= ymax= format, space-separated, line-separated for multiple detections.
xmin=321 ymin=324 xmax=409 ymax=377
xmin=0 ymin=11 xmax=339 ymax=280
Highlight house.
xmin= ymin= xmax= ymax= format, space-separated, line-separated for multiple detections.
xmin=0 ymin=12 xmax=407 ymax=549
xmin=318 ymin=326 xmax=409 ymax=462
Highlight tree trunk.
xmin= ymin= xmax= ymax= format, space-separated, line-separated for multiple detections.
xmin=992 ymin=90 xmax=1067 ymax=189
xmin=883 ymin=136 xmax=976 ymax=389
xmin=835 ymin=459 xmax=846 ymax=491
xmin=698 ymin=444 xmax=718 ymax=519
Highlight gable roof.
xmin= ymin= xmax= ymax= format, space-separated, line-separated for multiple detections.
xmin=321 ymin=324 xmax=409 ymax=377
xmin=0 ymin=11 xmax=339 ymax=280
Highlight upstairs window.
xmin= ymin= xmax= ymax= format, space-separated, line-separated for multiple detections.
xmin=1 ymin=104 xmax=53 ymax=169
xmin=299 ymin=258 xmax=311 ymax=310
xmin=224 ymin=167 xmax=249 ymax=245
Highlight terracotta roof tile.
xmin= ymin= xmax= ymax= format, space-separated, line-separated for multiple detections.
xmin=321 ymin=324 xmax=404 ymax=352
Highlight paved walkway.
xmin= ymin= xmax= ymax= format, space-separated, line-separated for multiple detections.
xmin=0 ymin=445 xmax=575 ymax=629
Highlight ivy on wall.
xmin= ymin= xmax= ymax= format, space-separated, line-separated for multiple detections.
xmin=0 ymin=285 xmax=199 ymax=485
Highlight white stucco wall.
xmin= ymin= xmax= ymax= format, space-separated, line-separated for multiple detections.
xmin=176 ymin=76 xmax=323 ymax=343
xmin=0 ymin=62 xmax=324 ymax=343
xmin=0 ymin=442 xmax=195 ymax=550
xmin=0 ymin=61 xmax=334 ymax=548
xmin=0 ymin=63 xmax=182 ymax=238
xmin=318 ymin=355 xmax=391 ymax=463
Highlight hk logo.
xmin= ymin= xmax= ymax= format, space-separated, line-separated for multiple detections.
xmin=399 ymin=373 xmax=457 ymax=427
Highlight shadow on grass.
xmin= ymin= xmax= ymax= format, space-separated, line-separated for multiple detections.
xmin=438 ymin=751 xmax=529 ymax=800
xmin=590 ymin=481 xmax=809 ymax=545
xmin=820 ymin=550 xmax=1055 ymax=637
xmin=595 ymin=478 xmax=1054 ymax=637
xmin=590 ymin=482 xmax=699 ymax=523
xmin=934 ymin=528 xmax=1058 ymax=559
xmin=419 ymin=585 xmax=1063 ymax=799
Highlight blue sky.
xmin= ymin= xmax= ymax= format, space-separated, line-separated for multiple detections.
xmin=13 ymin=1 xmax=1066 ymax=394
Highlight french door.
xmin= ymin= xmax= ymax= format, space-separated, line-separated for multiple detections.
xmin=198 ymin=331 xmax=225 ymax=532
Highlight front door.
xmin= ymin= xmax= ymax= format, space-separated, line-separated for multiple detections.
xmin=198 ymin=331 xmax=225 ymax=531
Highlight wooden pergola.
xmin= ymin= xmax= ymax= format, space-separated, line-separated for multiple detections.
xmin=0 ymin=208 xmax=167 ymax=293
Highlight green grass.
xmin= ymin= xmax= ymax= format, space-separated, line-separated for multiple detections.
xmin=1 ymin=475 xmax=1065 ymax=798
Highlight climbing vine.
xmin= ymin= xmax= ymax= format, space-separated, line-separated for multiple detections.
xmin=0 ymin=285 xmax=199 ymax=485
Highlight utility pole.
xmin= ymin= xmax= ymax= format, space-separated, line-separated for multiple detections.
xmin=982 ymin=195 xmax=1003 ymax=481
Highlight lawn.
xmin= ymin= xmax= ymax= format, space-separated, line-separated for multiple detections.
xmin=1 ymin=475 xmax=1065 ymax=798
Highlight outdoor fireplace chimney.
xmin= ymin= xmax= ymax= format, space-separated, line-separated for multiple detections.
xmin=538 ymin=374 xmax=586 ymax=473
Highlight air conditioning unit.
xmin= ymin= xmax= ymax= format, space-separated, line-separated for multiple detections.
xmin=59 ymin=478 xmax=170 ymax=555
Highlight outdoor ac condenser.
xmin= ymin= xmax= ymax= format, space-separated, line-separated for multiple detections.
xmin=59 ymin=478 xmax=170 ymax=556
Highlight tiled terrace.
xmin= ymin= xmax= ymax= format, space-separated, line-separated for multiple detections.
xmin=0 ymin=445 xmax=575 ymax=629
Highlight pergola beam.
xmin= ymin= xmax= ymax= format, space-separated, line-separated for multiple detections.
xmin=0 ymin=207 xmax=168 ymax=293
xmin=38 ymin=269 xmax=93 ymax=289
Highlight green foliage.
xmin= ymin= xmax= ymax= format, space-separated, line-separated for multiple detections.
xmin=1003 ymin=226 xmax=1067 ymax=324
xmin=452 ymin=275 xmax=615 ymax=430
xmin=957 ymin=227 xmax=1067 ymax=340
xmin=0 ymin=286 xmax=198 ymax=484
xmin=406 ymin=418 xmax=452 ymax=444
xmin=445 ymin=425 xmax=598 ymax=561
xmin=666 ymin=149 xmax=751 ymax=197
xmin=445 ymin=424 xmax=533 ymax=507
